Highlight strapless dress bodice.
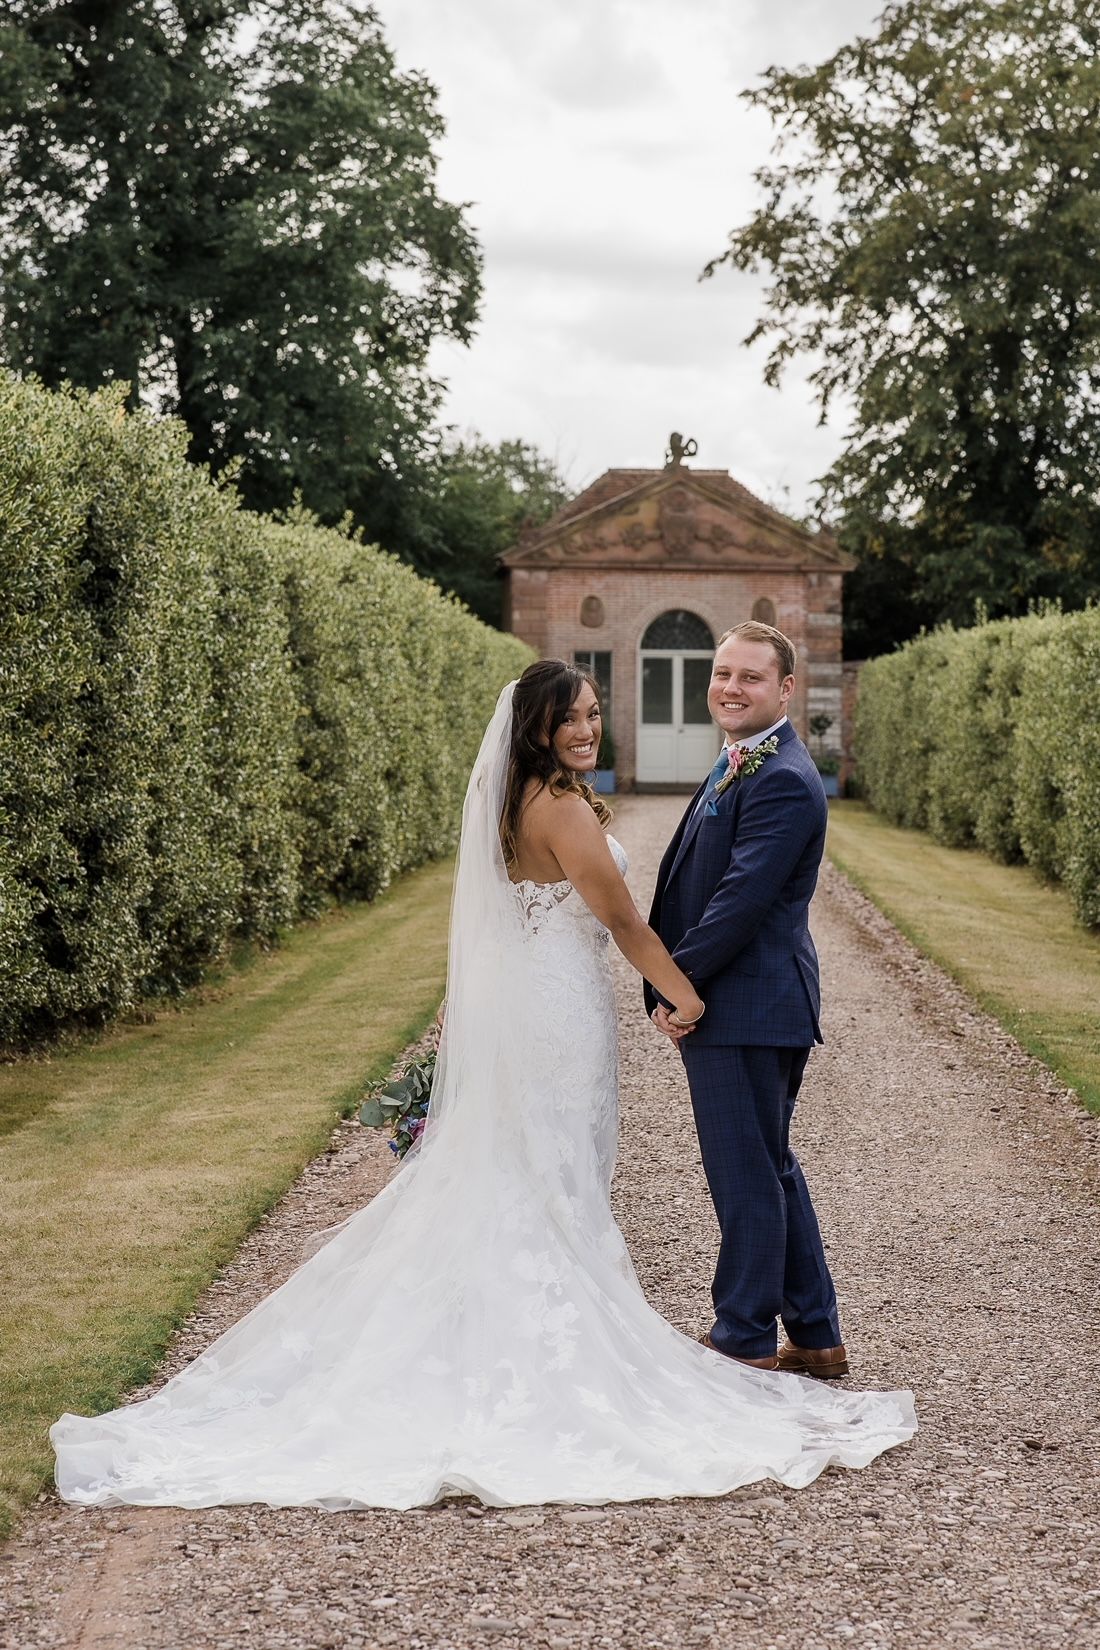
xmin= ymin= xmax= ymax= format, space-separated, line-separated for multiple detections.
xmin=509 ymin=834 xmax=628 ymax=935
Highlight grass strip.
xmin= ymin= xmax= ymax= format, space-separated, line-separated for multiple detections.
xmin=0 ymin=857 xmax=453 ymax=1538
xmin=826 ymin=802 xmax=1100 ymax=1116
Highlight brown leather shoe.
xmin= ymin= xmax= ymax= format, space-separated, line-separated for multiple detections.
xmin=776 ymin=1340 xmax=849 ymax=1378
xmin=701 ymin=1333 xmax=778 ymax=1370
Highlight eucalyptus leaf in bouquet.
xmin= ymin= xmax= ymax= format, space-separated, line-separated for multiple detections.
xmin=359 ymin=1050 xmax=437 ymax=1158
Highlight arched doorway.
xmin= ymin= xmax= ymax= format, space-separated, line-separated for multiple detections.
xmin=636 ymin=610 xmax=720 ymax=785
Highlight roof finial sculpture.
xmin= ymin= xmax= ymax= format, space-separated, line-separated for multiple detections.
xmin=665 ymin=432 xmax=698 ymax=468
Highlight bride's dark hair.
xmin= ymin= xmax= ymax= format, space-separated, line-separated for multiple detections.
xmin=500 ymin=658 xmax=612 ymax=869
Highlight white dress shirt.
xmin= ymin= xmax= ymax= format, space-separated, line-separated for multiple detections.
xmin=724 ymin=714 xmax=788 ymax=756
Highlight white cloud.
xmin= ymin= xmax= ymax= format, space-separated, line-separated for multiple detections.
xmin=377 ymin=0 xmax=884 ymax=506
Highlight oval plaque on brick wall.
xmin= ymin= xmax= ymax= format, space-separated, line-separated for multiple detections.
xmin=580 ymin=596 xmax=605 ymax=628
xmin=752 ymin=596 xmax=777 ymax=626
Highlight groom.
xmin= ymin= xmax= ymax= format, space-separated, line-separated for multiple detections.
xmin=644 ymin=620 xmax=847 ymax=1375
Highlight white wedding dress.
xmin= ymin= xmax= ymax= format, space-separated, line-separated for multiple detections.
xmin=51 ymin=686 xmax=915 ymax=1511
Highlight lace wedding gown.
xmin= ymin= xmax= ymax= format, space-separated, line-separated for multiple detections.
xmin=51 ymin=689 xmax=915 ymax=1511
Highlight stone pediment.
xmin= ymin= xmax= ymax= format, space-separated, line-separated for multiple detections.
xmin=501 ymin=467 xmax=853 ymax=572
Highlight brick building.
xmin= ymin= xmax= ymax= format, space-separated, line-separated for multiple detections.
xmin=501 ymin=452 xmax=852 ymax=788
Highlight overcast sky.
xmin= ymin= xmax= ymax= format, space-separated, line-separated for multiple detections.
xmin=376 ymin=0 xmax=886 ymax=511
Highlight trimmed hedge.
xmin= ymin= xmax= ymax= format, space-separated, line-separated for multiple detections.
xmin=0 ymin=373 xmax=531 ymax=1044
xmin=854 ymin=608 xmax=1100 ymax=927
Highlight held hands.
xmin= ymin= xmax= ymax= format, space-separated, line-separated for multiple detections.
xmin=651 ymin=995 xmax=705 ymax=1043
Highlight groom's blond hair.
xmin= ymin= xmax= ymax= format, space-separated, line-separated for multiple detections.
xmin=716 ymin=620 xmax=796 ymax=681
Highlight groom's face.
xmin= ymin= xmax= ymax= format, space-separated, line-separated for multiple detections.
xmin=707 ymin=638 xmax=794 ymax=741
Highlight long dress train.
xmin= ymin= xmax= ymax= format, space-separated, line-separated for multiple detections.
xmin=51 ymin=690 xmax=915 ymax=1510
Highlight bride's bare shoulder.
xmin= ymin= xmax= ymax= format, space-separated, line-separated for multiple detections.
xmin=525 ymin=783 xmax=601 ymax=835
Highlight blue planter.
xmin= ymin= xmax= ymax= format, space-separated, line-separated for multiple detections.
xmin=819 ymin=773 xmax=840 ymax=798
xmin=593 ymin=769 xmax=616 ymax=796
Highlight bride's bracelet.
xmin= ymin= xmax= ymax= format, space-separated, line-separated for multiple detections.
xmin=669 ymin=1005 xmax=705 ymax=1028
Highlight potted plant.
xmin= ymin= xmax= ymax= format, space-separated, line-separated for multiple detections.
xmin=808 ymin=714 xmax=841 ymax=797
xmin=815 ymin=752 xmax=841 ymax=797
xmin=593 ymin=726 xmax=616 ymax=795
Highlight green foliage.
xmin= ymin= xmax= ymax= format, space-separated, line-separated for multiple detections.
xmin=0 ymin=1 xmax=481 ymax=524
xmin=0 ymin=372 xmax=530 ymax=1045
xmin=711 ymin=0 xmax=1100 ymax=645
xmin=856 ymin=633 xmax=941 ymax=832
xmin=0 ymin=6 xmax=579 ymax=619
xmin=1015 ymin=612 xmax=1100 ymax=924
xmin=359 ymin=1049 xmax=436 ymax=1157
xmin=808 ymin=714 xmax=840 ymax=776
xmin=838 ymin=525 xmax=942 ymax=660
xmin=854 ymin=608 xmax=1100 ymax=925
xmin=368 ymin=435 xmax=572 ymax=627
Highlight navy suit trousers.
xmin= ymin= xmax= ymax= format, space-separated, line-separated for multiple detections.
xmin=680 ymin=1041 xmax=841 ymax=1359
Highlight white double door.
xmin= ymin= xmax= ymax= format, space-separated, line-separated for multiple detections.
xmin=636 ymin=650 xmax=721 ymax=785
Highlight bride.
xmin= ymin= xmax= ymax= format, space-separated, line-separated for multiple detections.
xmin=51 ymin=661 xmax=915 ymax=1510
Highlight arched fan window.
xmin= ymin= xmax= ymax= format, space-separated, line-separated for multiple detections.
xmin=640 ymin=610 xmax=714 ymax=650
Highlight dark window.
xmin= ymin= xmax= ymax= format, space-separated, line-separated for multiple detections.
xmin=574 ymin=649 xmax=612 ymax=727
xmin=641 ymin=656 xmax=673 ymax=724
xmin=640 ymin=610 xmax=714 ymax=650
xmin=682 ymin=657 xmax=713 ymax=724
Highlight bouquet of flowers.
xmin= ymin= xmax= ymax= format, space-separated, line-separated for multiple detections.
xmin=359 ymin=1050 xmax=436 ymax=1158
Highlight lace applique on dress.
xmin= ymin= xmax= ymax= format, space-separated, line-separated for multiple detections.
xmin=511 ymin=877 xmax=573 ymax=932
xmin=510 ymin=836 xmax=628 ymax=935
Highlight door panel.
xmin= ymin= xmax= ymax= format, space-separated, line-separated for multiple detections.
xmin=637 ymin=655 xmax=677 ymax=780
xmin=675 ymin=654 xmax=720 ymax=782
xmin=636 ymin=652 xmax=720 ymax=783
xmin=682 ymin=657 xmax=712 ymax=724
xmin=641 ymin=657 xmax=673 ymax=724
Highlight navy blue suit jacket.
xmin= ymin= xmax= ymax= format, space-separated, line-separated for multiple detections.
xmin=644 ymin=720 xmax=826 ymax=1048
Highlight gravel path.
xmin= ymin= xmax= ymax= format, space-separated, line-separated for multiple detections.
xmin=3 ymin=795 xmax=1099 ymax=1650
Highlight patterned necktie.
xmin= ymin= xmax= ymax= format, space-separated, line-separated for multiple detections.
xmin=694 ymin=746 xmax=736 ymax=818
xmin=706 ymin=747 xmax=731 ymax=792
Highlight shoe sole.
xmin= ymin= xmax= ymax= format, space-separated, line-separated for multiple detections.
xmin=700 ymin=1335 xmax=778 ymax=1370
xmin=776 ymin=1360 xmax=850 ymax=1378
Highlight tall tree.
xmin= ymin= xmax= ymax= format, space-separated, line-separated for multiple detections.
xmin=707 ymin=0 xmax=1100 ymax=651
xmin=373 ymin=435 xmax=572 ymax=627
xmin=0 ymin=1 xmax=481 ymax=520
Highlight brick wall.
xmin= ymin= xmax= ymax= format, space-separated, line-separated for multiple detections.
xmin=508 ymin=566 xmax=846 ymax=789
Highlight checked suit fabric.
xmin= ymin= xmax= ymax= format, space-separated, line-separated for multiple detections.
xmin=645 ymin=719 xmax=842 ymax=1359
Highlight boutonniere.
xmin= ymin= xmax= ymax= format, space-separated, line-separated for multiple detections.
xmin=713 ymin=735 xmax=780 ymax=797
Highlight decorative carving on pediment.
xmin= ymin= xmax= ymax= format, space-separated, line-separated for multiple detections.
xmin=505 ymin=473 xmax=846 ymax=568
xmin=561 ymin=531 xmax=608 ymax=559
xmin=701 ymin=523 xmax=736 ymax=553
xmin=659 ymin=486 xmax=695 ymax=556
